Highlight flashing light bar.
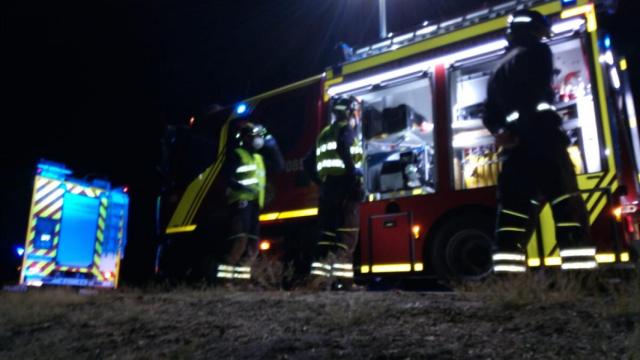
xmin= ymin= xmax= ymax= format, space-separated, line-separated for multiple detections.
xmin=16 ymin=246 xmax=25 ymax=257
xmin=561 ymin=0 xmax=577 ymax=6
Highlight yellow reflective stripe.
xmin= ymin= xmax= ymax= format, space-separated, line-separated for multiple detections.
xmin=595 ymin=254 xmax=615 ymax=263
xmin=556 ymin=222 xmax=582 ymax=228
xmin=501 ymin=209 xmax=529 ymax=219
xmin=551 ymin=194 xmax=573 ymax=206
xmin=528 ymin=258 xmax=541 ymax=267
xmin=544 ymin=257 xmax=562 ymax=266
xmin=259 ymin=208 xmax=319 ymax=222
xmin=336 ymin=228 xmax=359 ymax=233
xmin=621 ymin=252 xmax=630 ymax=262
xmin=370 ymin=264 xmax=412 ymax=273
xmin=166 ymin=225 xmax=197 ymax=234
xmin=497 ymin=227 xmax=526 ymax=232
xmin=321 ymin=232 xmax=337 ymax=237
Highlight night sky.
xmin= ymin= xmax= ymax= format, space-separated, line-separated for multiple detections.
xmin=2 ymin=0 xmax=639 ymax=284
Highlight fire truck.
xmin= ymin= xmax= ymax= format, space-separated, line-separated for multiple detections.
xmin=20 ymin=160 xmax=129 ymax=288
xmin=156 ymin=0 xmax=639 ymax=283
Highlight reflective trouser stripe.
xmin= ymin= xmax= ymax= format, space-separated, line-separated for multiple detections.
xmin=311 ymin=261 xmax=332 ymax=277
xmin=322 ymin=231 xmax=336 ymax=237
xmin=497 ymin=227 xmax=527 ymax=233
xmin=560 ymin=247 xmax=597 ymax=271
xmin=227 ymin=233 xmax=247 ymax=241
xmin=317 ymin=241 xmax=349 ymax=250
xmin=551 ymin=193 xmax=578 ymax=206
xmin=311 ymin=262 xmax=354 ymax=278
xmin=217 ymin=264 xmax=251 ymax=279
xmin=494 ymin=264 xmax=527 ymax=273
xmin=501 ymin=209 xmax=529 ymax=219
xmin=337 ymin=228 xmax=359 ymax=232
xmin=492 ymin=252 xmax=527 ymax=273
xmin=556 ymin=222 xmax=582 ymax=228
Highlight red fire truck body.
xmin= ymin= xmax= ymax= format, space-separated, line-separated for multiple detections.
xmin=157 ymin=0 xmax=639 ymax=282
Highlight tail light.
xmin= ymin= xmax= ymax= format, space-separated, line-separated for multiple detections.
xmin=259 ymin=240 xmax=271 ymax=251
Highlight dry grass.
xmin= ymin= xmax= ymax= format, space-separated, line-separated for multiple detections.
xmin=0 ymin=288 xmax=89 ymax=329
xmin=249 ymin=257 xmax=295 ymax=290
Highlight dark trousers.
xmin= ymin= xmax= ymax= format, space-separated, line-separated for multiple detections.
xmin=313 ymin=176 xmax=360 ymax=265
xmin=494 ymin=128 xmax=591 ymax=255
xmin=224 ymin=200 xmax=260 ymax=266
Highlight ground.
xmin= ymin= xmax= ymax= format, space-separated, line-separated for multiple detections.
xmin=1 ymin=273 xmax=639 ymax=359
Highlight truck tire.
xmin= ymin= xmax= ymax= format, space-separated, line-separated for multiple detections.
xmin=430 ymin=213 xmax=494 ymax=282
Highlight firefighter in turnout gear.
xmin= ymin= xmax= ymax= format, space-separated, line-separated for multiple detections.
xmin=308 ymin=95 xmax=364 ymax=289
xmin=484 ymin=10 xmax=596 ymax=273
xmin=216 ymin=122 xmax=270 ymax=282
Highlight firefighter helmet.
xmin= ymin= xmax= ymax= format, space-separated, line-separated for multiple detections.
xmin=330 ymin=96 xmax=361 ymax=122
xmin=507 ymin=9 xmax=551 ymax=42
xmin=236 ymin=122 xmax=266 ymax=139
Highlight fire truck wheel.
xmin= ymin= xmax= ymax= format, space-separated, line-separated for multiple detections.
xmin=430 ymin=214 xmax=494 ymax=282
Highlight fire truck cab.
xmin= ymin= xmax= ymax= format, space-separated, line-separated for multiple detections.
xmin=157 ymin=0 xmax=639 ymax=283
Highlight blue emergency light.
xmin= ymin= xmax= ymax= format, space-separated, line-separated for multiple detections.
xmin=603 ymin=35 xmax=611 ymax=49
xmin=16 ymin=246 xmax=25 ymax=257
xmin=236 ymin=103 xmax=248 ymax=115
xmin=561 ymin=0 xmax=577 ymax=6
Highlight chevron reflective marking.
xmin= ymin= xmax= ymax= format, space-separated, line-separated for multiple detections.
xmin=39 ymin=199 xmax=63 ymax=218
xmin=33 ymin=188 xmax=65 ymax=215
xmin=36 ymin=177 xmax=48 ymax=188
xmin=36 ymin=180 xmax=62 ymax=202
xmin=41 ymin=262 xmax=56 ymax=275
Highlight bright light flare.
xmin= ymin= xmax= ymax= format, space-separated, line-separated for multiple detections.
xmin=259 ymin=240 xmax=271 ymax=251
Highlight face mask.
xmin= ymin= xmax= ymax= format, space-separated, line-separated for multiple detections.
xmin=252 ymin=137 xmax=264 ymax=150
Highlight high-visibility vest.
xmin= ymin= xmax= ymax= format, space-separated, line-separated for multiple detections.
xmin=315 ymin=121 xmax=363 ymax=181
xmin=227 ymin=148 xmax=266 ymax=208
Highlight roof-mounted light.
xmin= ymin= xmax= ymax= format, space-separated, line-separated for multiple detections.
xmin=235 ymin=103 xmax=248 ymax=115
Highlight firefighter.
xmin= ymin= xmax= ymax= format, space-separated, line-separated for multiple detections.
xmin=216 ymin=122 xmax=277 ymax=282
xmin=484 ymin=10 xmax=596 ymax=273
xmin=307 ymin=95 xmax=364 ymax=289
